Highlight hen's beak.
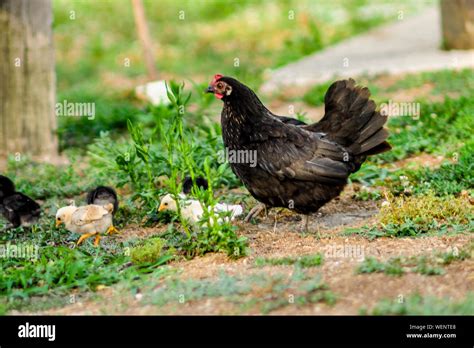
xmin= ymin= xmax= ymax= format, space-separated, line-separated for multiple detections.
xmin=205 ymin=85 xmax=214 ymax=93
xmin=158 ymin=204 xmax=165 ymax=212
xmin=55 ymin=219 xmax=62 ymax=228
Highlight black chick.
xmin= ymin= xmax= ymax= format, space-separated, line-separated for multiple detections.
xmin=0 ymin=175 xmax=41 ymax=228
xmin=182 ymin=176 xmax=209 ymax=195
xmin=86 ymin=186 xmax=119 ymax=215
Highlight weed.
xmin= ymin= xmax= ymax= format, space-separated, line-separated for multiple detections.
xmin=254 ymin=254 xmax=324 ymax=268
xmin=89 ymin=82 xmax=249 ymax=258
xmin=357 ymin=257 xmax=404 ymax=276
xmin=356 ymin=244 xmax=472 ymax=276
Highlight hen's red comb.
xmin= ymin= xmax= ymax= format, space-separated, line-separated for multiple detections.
xmin=211 ymin=74 xmax=223 ymax=84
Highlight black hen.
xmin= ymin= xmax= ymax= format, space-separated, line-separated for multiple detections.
xmin=206 ymin=75 xmax=391 ymax=230
xmin=86 ymin=186 xmax=119 ymax=215
xmin=0 ymin=175 xmax=41 ymax=228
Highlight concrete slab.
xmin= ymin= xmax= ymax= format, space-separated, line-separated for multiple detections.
xmin=260 ymin=7 xmax=474 ymax=94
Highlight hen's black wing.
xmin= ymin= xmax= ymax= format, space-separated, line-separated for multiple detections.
xmin=249 ymin=117 xmax=352 ymax=185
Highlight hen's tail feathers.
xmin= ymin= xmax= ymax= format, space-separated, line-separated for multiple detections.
xmin=306 ymin=79 xmax=391 ymax=157
xmin=86 ymin=186 xmax=119 ymax=215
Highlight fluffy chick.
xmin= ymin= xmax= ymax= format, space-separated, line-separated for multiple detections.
xmin=86 ymin=185 xmax=119 ymax=235
xmin=0 ymin=175 xmax=41 ymax=228
xmin=56 ymin=203 xmax=114 ymax=246
xmin=158 ymin=193 xmax=243 ymax=225
xmin=182 ymin=176 xmax=209 ymax=195
xmin=86 ymin=186 xmax=119 ymax=215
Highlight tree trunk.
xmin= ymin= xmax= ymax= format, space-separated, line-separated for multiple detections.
xmin=131 ymin=0 xmax=158 ymax=81
xmin=0 ymin=0 xmax=58 ymax=168
xmin=441 ymin=0 xmax=474 ymax=49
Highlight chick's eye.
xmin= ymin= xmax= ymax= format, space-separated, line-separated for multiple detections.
xmin=164 ymin=203 xmax=168 ymax=206
xmin=57 ymin=217 xmax=61 ymax=221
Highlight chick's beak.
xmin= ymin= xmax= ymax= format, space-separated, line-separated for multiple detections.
xmin=158 ymin=204 xmax=165 ymax=212
xmin=205 ymin=85 xmax=214 ymax=93
xmin=55 ymin=219 xmax=62 ymax=228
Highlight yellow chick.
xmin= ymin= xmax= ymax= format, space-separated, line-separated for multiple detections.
xmin=159 ymin=194 xmax=203 ymax=224
xmin=55 ymin=203 xmax=115 ymax=246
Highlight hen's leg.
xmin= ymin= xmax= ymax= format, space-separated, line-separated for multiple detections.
xmin=300 ymin=215 xmax=309 ymax=233
xmin=273 ymin=211 xmax=279 ymax=233
xmin=244 ymin=204 xmax=267 ymax=222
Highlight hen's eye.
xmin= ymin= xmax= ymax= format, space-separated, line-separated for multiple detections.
xmin=217 ymin=82 xmax=223 ymax=89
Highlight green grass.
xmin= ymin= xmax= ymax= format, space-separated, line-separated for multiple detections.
xmin=377 ymin=96 xmax=473 ymax=163
xmin=351 ymin=136 xmax=473 ymax=202
xmin=366 ymin=293 xmax=474 ymax=315
xmin=0 ymin=245 xmax=171 ymax=311
xmin=343 ymin=220 xmax=473 ymax=240
xmin=391 ymin=141 xmax=473 ymax=197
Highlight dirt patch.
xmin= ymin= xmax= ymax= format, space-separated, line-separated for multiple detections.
xmin=114 ymin=224 xmax=168 ymax=242
xmin=391 ymin=153 xmax=450 ymax=170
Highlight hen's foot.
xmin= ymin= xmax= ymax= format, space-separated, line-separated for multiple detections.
xmin=244 ymin=204 xmax=267 ymax=223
